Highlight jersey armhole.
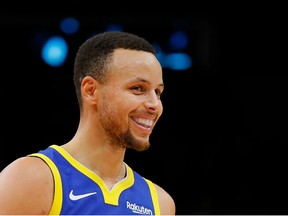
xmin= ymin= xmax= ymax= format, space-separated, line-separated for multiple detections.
xmin=144 ymin=178 xmax=161 ymax=215
xmin=28 ymin=153 xmax=63 ymax=215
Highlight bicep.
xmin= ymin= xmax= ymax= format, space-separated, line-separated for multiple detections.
xmin=0 ymin=157 xmax=54 ymax=214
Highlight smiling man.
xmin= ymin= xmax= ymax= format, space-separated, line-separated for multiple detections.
xmin=0 ymin=31 xmax=176 ymax=215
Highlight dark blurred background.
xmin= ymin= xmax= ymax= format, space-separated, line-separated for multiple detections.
xmin=0 ymin=14 xmax=287 ymax=214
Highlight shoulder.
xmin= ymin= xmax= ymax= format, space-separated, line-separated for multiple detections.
xmin=154 ymin=183 xmax=176 ymax=215
xmin=0 ymin=156 xmax=54 ymax=214
xmin=128 ymin=164 xmax=176 ymax=215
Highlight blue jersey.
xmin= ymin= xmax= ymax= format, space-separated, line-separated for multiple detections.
xmin=28 ymin=145 xmax=160 ymax=215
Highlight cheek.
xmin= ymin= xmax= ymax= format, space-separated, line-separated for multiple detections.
xmin=158 ymin=105 xmax=164 ymax=120
xmin=157 ymin=100 xmax=164 ymax=114
xmin=102 ymin=93 xmax=133 ymax=118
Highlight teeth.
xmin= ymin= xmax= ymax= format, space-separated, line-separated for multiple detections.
xmin=134 ymin=118 xmax=153 ymax=127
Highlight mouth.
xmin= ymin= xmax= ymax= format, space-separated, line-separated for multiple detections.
xmin=132 ymin=117 xmax=154 ymax=129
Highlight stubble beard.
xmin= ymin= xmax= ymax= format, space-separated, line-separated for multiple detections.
xmin=100 ymin=105 xmax=150 ymax=152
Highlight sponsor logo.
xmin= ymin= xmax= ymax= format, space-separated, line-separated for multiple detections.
xmin=126 ymin=201 xmax=153 ymax=215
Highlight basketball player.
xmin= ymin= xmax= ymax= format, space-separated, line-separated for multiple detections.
xmin=0 ymin=31 xmax=176 ymax=215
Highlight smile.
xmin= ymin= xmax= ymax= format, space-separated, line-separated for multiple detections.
xmin=133 ymin=117 xmax=154 ymax=128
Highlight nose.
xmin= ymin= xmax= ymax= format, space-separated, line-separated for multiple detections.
xmin=144 ymin=91 xmax=161 ymax=111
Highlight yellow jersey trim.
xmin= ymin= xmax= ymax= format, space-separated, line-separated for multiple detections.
xmin=28 ymin=153 xmax=62 ymax=215
xmin=50 ymin=144 xmax=134 ymax=205
xmin=144 ymin=178 xmax=160 ymax=215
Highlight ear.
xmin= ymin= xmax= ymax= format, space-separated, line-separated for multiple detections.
xmin=81 ymin=76 xmax=99 ymax=104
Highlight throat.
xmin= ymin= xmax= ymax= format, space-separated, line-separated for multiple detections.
xmin=97 ymin=163 xmax=127 ymax=191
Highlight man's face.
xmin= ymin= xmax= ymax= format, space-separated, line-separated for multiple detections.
xmin=98 ymin=49 xmax=164 ymax=151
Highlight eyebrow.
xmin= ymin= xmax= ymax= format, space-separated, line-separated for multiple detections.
xmin=130 ymin=77 xmax=164 ymax=88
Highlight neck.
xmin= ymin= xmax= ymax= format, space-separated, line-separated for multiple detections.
xmin=62 ymin=138 xmax=126 ymax=182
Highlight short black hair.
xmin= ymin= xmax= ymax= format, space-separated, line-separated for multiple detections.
xmin=73 ymin=31 xmax=156 ymax=109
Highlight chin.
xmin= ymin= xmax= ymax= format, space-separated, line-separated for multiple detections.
xmin=127 ymin=140 xmax=150 ymax=152
xmin=124 ymin=129 xmax=150 ymax=151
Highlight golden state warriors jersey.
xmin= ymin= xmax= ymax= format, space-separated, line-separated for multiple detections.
xmin=28 ymin=145 xmax=160 ymax=215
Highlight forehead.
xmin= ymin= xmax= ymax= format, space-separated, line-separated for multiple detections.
xmin=108 ymin=49 xmax=163 ymax=84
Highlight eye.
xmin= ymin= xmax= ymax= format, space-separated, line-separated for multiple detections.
xmin=155 ymin=89 xmax=163 ymax=98
xmin=131 ymin=85 xmax=144 ymax=94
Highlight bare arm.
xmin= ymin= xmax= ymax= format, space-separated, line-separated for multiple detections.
xmin=155 ymin=183 xmax=176 ymax=215
xmin=0 ymin=157 xmax=54 ymax=214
